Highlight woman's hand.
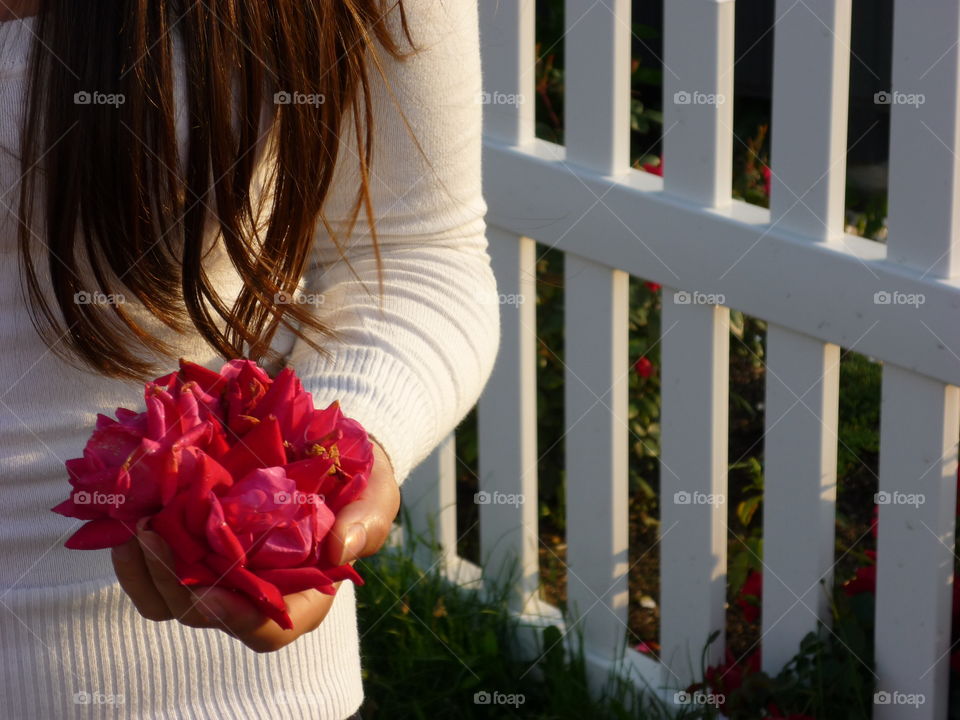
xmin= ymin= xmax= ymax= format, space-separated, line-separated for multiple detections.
xmin=110 ymin=439 xmax=400 ymax=653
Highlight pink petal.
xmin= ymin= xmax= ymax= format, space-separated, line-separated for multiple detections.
xmin=247 ymin=523 xmax=311 ymax=569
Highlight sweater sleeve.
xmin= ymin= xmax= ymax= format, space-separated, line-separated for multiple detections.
xmin=282 ymin=0 xmax=500 ymax=486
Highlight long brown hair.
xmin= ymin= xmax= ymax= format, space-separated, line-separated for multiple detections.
xmin=15 ymin=0 xmax=410 ymax=380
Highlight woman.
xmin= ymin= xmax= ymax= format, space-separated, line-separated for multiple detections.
xmin=0 ymin=0 xmax=499 ymax=717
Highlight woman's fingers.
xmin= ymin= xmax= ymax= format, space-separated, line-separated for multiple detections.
xmin=136 ymin=522 xmax=215 ymax=628
xmin=192 ymin=585 xmax=339 ymax=653
xmin=326 ymin=440 xmax=400 ymax=566
xmin=110 ymin=537 xmax=174 ymax=622
xmin=122 ymin=523 xmax=341 ymax=651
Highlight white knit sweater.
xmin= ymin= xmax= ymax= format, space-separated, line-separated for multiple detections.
xmin=0 ymin=2 xmax=499 ymax=718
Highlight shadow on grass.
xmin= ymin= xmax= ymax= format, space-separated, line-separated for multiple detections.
xmin=354 ymin=513 xmax=692 ymax=719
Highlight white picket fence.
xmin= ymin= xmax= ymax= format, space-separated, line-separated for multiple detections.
xmin=402 ymin=1 xmax=960 ymax=717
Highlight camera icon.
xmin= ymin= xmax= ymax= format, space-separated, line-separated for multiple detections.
xmin=874 ymin=691 xmax=892 ymax=705
xmin=874 ymin=491 xmax=891 ymax=505
xmin=74 ymin=91 xmax=92 ymax=105
xmin=474 ymin=491 xmax=491 ymax=505
xmin=274 ymin=91 xmax=292 ymax=105
xmin=74 ymin=291 xmax=92 ymax=305
xmin=674 ymin=491 xmax=691 ymax=505
xmin=275 ymin=291 xmax=292 ymax=304
xmin=273 ymin=492 xmax=292 ymax=504
xmin=674 ymin=290 xmax=691 ymax=304
xmin=874 ymin=291 xmax=891 ymax=304
xmin=673 ymin=691 xmax=691 ymax=704
xmin=673 ymin=90 xmax=691 ymax=105
xmin=74 ymin=491 xmax=92 ymax=505
xmin=874 ymin=91 xmax=891 ymax=105
xmin=73 ymin=691 xmax=90 ymax=705
xmin=473 ymin=691 xmax=491 ymax=705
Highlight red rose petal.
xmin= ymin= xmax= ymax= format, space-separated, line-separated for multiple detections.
xmin=51 ymin=498 xmax=103 ymax=521
xmin=284 ymin=456 xmax=336 ymax=495
xmin=323 ymin=563 xmax=364 ymax=586
xmin=257 ymin=567 xmax=336 ymax=595
xmin=205 ymin=555 xmax=292 ymax=630
xmin=219 ymin=417 xmax=286 ymax=480
xmin=151 ymin=495 xmax=208 ymax=564
xmin=64 ymin=518 xmax=135 ymax=549
xmin=178 ymin=359 xmax=229 ymax=395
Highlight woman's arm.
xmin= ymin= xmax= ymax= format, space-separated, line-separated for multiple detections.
xmin=282 ymin=0 xmax=501 ymax=487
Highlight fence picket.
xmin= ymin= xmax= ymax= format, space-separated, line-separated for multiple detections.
xmin=479 ymin=0 xmax=536 ymax=146
xmin=402 ymin=433 xmax=458 ymax=567
xmin=663 ymin=0 xmax=735 ymax=205
xmin=477 ymin=228 xmax=540 ymax=608
xmin=769 ymin=0 xmax=852 ymax=241
xmin=659 ymin=293 xmax=730 ymax=686
xmin=564 ymin=0 xmax=631 ymax=174
xmin=761 ymin=326 xmax=840 ymax=672
xmin=886 ymin=0 xmax=960 ymax=277
xmin=564 ymin=254 xmax=630 ymax=668
xmin=759 ymin=0 xmax=851 ymax=674
xmin=873 ymin=368 xmax=959 ymax=719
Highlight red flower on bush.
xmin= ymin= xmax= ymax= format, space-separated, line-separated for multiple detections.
xmin=763 ymin=702 xmax=814 ymax=720
xmin=641 ymin=158 xmax=663 ymax=177
xmin=634 ymin=356 xmax=655 ymax=379
xmin=53 ymin=358 xmax=373 ymax=629
xmin=737 ymin=569 xmax=762 ymax=623
xmin=842 ymin=550 xmax=877 ymax=597
xmin=702 ymin=648 xmax=761 ymax=707
xmin=644 ymin=281 xmax=662 ymax=293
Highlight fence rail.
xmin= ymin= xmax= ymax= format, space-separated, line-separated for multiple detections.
xmin=404 ymin=1 xmax=960 ymax=717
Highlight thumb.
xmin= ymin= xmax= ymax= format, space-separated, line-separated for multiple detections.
xmin=326 ymin=441 xmax=399 ymax=566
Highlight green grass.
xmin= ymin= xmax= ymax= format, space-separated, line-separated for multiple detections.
xmin=353 ymin=525 xmax=883 ymax=719
xmin=354 ymin=531 xmax=675 ymax=719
